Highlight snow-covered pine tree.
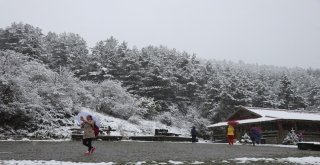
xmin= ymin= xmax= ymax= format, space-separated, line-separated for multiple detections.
xmin=44 ymin=32 xmax=89 ymax=71
xmin=278 ymin=75 xmax=294 ymax=109
xmin=0 ymin=23 xmax=44 ymax=60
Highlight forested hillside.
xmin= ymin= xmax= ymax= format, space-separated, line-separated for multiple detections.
xmin=0 ymin=23 xmax=319 ymax=138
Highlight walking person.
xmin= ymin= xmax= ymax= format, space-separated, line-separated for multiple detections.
xmin=227 ymin=124 xmax=235 ymax=145
xmin=191 ymin=126 xmax=197 ymax=143
xmin=249 ymin=126 xmax=262 ymax=146
xmin=81 ymin=115 xmax=96 ymax=155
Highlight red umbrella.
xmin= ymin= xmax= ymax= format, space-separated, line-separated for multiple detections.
xmin=227 ymin=120 xmax=239 ymax=126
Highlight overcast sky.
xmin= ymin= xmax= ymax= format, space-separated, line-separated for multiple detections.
xmin=0 ymin=0 xmax=319 ymax=69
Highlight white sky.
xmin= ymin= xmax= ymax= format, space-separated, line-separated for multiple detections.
xmin=0 ymin=0 xmax=319 ymax=69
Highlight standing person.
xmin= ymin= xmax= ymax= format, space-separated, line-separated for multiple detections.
xmin=81 ymin=115 xmax=96 ymax=155
xmin=227 ymin=124 xmax=235 ymax=145
xmin=191 ymin=126 xmax=197 ymax=143
xmin=297 ymin=131 xmax=304 ymax=142
xmin=106 ymin=126 xmax=112 ymax=135
xmin=249 ymin=126 xmax=262 ymax=146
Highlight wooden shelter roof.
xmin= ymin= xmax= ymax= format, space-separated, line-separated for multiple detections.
xmin=207 ymin=107 xmax=320 ymax=128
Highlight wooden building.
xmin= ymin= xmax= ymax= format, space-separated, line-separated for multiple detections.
xmin=207 ymin=107 xmax=320 ymax=144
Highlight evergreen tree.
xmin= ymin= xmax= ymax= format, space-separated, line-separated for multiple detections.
xmin=307 ymin=86 xmax=320 ymax=106
xmin=252 ymin=82 xmax=269 ymax=107
xmin=278 ymin=75 xmax=294 ymax=109
xmin=44 ymin=32 xmax=89 ymax=71
xmin=0 ymin=23 xmax=44 ymax=60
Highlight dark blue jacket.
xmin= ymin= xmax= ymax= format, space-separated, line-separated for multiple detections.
xmin=250 ymin=127 xmax=261 ymax=140
xmin=191 ymin=128 xmax=197 ymax=137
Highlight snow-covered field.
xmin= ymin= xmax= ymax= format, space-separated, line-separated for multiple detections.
xmin=2 ymin=157 xmax=320 ymax=165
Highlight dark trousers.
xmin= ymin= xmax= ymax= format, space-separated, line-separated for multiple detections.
xmin=251 ymin=137 xmax=260 ymax=146
xmin=251 ymin=137 xmax=256 ymax=146
xmin=192 ymin=136 xmax=197 ymax=143
xmin=83 ymin=138 xmax=93 ymax=151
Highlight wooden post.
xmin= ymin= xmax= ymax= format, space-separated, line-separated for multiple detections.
xmin=277 ymin=121 xmax=283 ymax=144
xmin=212 ymin=129 xmax=215 ymax=141
xmin=236 ymin=126 xmax=241 ymax=140
xmin=294 ymin=121 xmax=298 ymax=131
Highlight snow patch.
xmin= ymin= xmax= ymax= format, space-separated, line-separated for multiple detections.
xmin=168 ymin=160 xmax=184 ymax=164
xmin=260 ymin=144 xmax=298 ymax=148
xmin=135 ymin=161 xmax=146 ymax=165
xmin=190 ymin=161 xmax=204 ymax=164
xmin=221 ymin=160 xmax=230 ymax=163
xmin=281 ymin=156 xmax=320 ymax=165
xmin=233 ymin=157 xmax=275 ymax=163
xmin=232 ymin=157 xmax=320 ymax=164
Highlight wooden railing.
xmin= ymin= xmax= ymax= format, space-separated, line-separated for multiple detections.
xmin=262 ymin=131 xmax=278 ymax=138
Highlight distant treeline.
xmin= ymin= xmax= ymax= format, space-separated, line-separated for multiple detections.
xmin=0 ymin=23 xmax=319 ymax=137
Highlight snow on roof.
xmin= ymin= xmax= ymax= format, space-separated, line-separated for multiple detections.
xmin=207 ymin=107 xmax=320 ymax=128
xmin=247 ymin=107 xmax=320 ymax=121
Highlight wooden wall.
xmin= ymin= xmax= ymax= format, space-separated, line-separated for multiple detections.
xmin=210 ymin=120 xmax=320 ymax=144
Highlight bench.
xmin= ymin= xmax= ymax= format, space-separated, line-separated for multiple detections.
xmin=71 ymin=134 xmax=122 ymax=141
xmin=297 ymin=142 xmax=320 ymax=151
xmin=129 ymin=136 xmax=197 ymax=142
xmin=155 ymin=129 xmax=181 ymax=137
xmin=70 ymin=127 xmax=117 ymax=138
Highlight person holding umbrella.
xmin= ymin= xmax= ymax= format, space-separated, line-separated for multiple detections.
xmin=80 ymin=115 xmax=96 ymax=155
xmin=249 ymin=125 xmax=262 ymax=146
xmin=227 ymin=121 xmax=238 ymax=145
